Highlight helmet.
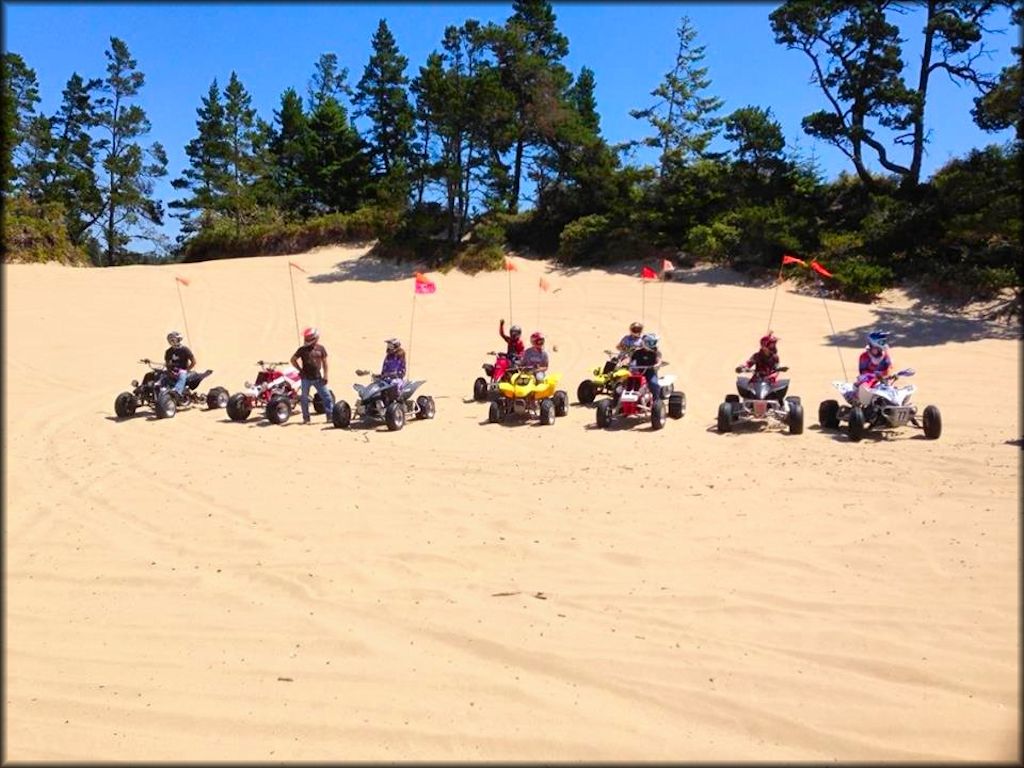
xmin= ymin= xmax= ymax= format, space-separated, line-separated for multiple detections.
xmin=167 ymin=331 xmax=183 ymax=346
xmin=629 ymin=321 xmax=644 ymax=333
xmin=386 ymin=338 xmax=401 ymax=353
xmin=303 ymin=327 xmax=319 ymax=344
xmin=760 ymin=332 xmax=778 ymax=349
xmin=642 ymin=332 xmax=659 ymax=350
xmin=509 ymin=324 xmax=522 ymax=337
xmin=530 ymin=331 xmax=545 ymax=346
xmin=866 ymin=330 xmax=889 ymax=352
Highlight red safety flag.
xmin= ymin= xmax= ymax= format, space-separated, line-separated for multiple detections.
xmin=538 ymin=276 xmax=550 ymax=292
xmin=414 ymin=272 xmax=436 ymax=294
xmin=289 ymin=261 xmax=306 ymax=273
xmin=662 ymin=258 xmax=675 ymax=273
xmin=809 ymin=259 xmax=833 ymax=278
xmin=641 ymin=265 xmax=657 ymax=280
xmin=781 ymin=254 xmax=806 ymax=266
xmin=175 ymin=276 xmax=190 ymax=286
xmin=504 ymin=258 xmax=517 ymax=271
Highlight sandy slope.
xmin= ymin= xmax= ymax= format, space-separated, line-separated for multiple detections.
xmin=4 ymin=246 xmax=1019 ymax=761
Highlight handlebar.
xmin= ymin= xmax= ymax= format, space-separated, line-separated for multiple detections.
xmin=256 ymin=360 xmax=289 ymax=368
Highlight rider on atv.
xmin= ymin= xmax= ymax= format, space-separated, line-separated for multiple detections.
xmin=498 ymin=320 xmax=525 ymax=363
xmin=740 ymin=332 xmax=781 ymax=380
xmin=164 ymin=331 xmax=196 ymax=402
xmin=380 ymin=338 xmax=407 ymax=392
xmin=629 ymin=333 xmax=663 ymax=402
xmin=606 ymin=321 xmax=646 ymax=373
xmin=856 ymin=330 xmax=893 ymax=387
xmin=519 ymin=331 xmax=549 ymax=382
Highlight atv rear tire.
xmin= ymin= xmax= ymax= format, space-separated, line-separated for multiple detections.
xmin=716 ymin=401 xmax=733 ymax=433
xmin=114 ymin=392 xmax=137 ymax=418
xmin=577 ymin=379 xmax=597 ymax=405
xmin=206 ymin=386 xmax=229 ymax=410
xmin=595 ymin=399 xmax=612 ymax=429
xmin=227 ymin=393 xmax=251 ymax=422
xmin=668 ymin=392 xmax=686 ymax=419
xmin=922 ymin=404 xmax=942 ymax=440
xmin=385 ymin=401 xmax=405 ymax=431
xmin=488 ymin=401 xmax=502 ymax=424
xmin=266 ymin=394 xmax=291 ymax=425
xmin=788 ymin=402 xmax=804 ymax=435
xmin=848 ymin=406 xmax=866 ymax=442
xmin=725 ymin=394 xmax=740 ymax=404
xmin=416 ymin=395 xmax=436 ymax=419
xmin=651 ymin=400 xmax=666 ymax=430
xmin=155 ymin=392 xmax=177 ymax=419
xmin=332 ymin=400 xmax=352 ymax=428
xmin=539 ymin=398 xmax=555 ymax=425
xmin=313 ymin=390 xmax=334 ymax=414
xmin=554 ymin=390 xmax=569 ymax=417
xmin=473 ymin=377 xmax=489 ymax=402
xmin=818 ymin=399 xmax=840 ymax=430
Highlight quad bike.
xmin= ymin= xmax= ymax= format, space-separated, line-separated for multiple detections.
xmin=487 ymin=367 xmax=568 ymax=425
xmin=473 ymin=351 xmax=517 ymax=402
xmin=819 ymin=368 xmax=941 ymax=442
xmin=577 ymin=349 xmax=631 ymax=405
xmin=716 ymin=366 xmax=803 ymax=434
xmin=114 ymin=358 xmax=227 ymax=420
xmin=224 ymin=360 xmax=332 ymax=425
xmin=331 ymin=369 xmax=436 ymax=431
xmin=593 ymin=363 xmax=685 ymax=430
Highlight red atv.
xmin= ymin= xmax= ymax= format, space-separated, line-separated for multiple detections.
xmin=473 ymin=351 xmax=516 ymax=402
xmin=225 ymin=360 xmax=333 ymax=425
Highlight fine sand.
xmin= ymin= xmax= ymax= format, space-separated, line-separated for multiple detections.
xmin=4 ymin=245 xmax=1019 ymax=761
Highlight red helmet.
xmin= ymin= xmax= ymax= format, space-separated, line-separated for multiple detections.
xmin=760 ymin=332 xmax=778 ymax=349
xmin=530 ymin=331 xmax=545 ymax=346
xmin=303 ymin=327 xmax=319 ymax=344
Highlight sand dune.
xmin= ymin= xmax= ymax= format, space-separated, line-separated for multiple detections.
xmin=4 ymin=245 xmax=1019 ymax=761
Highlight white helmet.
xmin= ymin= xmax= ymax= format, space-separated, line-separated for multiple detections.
xmin=386 ymin=338 xmax=402 ymax=353
xmin=167 ymin=331 xmax=183 ymax=346
xmin=642 ymin=332 xmax=659 ymax=350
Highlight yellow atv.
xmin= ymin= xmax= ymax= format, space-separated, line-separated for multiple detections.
xmin=577 ymin=349 xmax=631 ymax=404
xmin=488 ymin=367 xmax=568 ymax=425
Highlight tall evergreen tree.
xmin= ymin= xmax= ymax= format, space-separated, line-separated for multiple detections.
xmin=92 ymin=37 xmax=168 ymax=265
xmin=2 ymin=52 xmax=42 ymax=194
xmin=221 ymin=71 xmax=267 ymax=236
xmin=267 ymin=86 xmax=313 ymax=218
xmin=630 ymin=15 xmax=723 ymax=175
xmin=354 ymin=19 xmax=416 ymax=205
xmin=170 ymin=79 xmax=232 ymax=239
xmin=48 ymin=73 xmax=103 ymax=245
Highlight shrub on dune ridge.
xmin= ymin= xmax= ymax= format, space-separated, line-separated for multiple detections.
xmin=3 ymin=195 xmax=90 ymax=265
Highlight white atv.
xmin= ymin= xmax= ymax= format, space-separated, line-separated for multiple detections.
xmin=818 ymin=368 xmax=941 ymax=442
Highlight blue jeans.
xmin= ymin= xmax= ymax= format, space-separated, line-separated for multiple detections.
xmin=300 ymin=378 xmax=333 ymax=421
xmin=173 ymin=369 xmax=188 ymax=396
xmin=643 ymin=369 xmax=661 ymax=402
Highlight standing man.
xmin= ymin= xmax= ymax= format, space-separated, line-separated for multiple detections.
xmin=164 ymin=331 xmax=196 ymax=403
xmin=291 ymin=327 xmax=333 ymax=424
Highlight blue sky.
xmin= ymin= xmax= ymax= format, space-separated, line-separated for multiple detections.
xmin=4 ymin=2 xmax=1019 ymax=246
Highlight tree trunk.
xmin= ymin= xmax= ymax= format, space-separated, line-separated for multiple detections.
xmin=908 ymin=0 xmax=936 ymax=189
xmin=510 ymin=137 xmax=524 ymax=215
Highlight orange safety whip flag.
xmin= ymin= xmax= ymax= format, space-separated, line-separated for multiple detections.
xmin=175 ymin=276 xmax=190 ymax=286
xmin=781 ymin=254 xmax=806 ymax=266
xmin=641 ymin=265 xmax=657 ymax=280
xmin=414 ymin=272 xmax=436 ymax=294
xmin=810 ymin=259 xmax=833 ymax=278
xmin=289 ymin=261 xmax=306 ymax=273
xmin=538 ymin=276 xmax=550 ymax=292
xmin=504 ymin=257 xmax=517 ymax=271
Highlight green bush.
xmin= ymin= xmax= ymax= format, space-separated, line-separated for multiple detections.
xmin=829 ymin=259 xmax=895 ymax=301
xmin=684 ymin=221 xmax=740 ymax=262
xmin=557 ymin=214 xmax=611 ymax=264
xmin=2 ymin=196 xmax=90 ymax=265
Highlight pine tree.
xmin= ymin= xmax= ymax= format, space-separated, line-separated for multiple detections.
xmin=2 ymin=52 xmax=42 ymax=194
xmin=92 ymin=37 xmax=168 ymax=265
xmin=48 ymin=73 xmax=103 ymax=245
xmin=221 ymin=71 xmax=266 ymax=236
xmin=267 ymin=86 xmax=313 ymax=219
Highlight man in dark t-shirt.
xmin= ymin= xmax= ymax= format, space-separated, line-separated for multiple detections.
xmin=290 ymin=327 xmax=333 ymax=423
xmin=629 ymin=333 xmax=663 ymax=402
xmin=164 ymin=331 xmax=196 ymax=399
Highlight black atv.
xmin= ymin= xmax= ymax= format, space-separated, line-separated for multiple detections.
xmin=114 ymin=358 xmax=227 ymax=419
xmin=716 ymin=366 xmax=803 ymax=434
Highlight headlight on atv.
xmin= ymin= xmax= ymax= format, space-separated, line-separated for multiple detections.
xmin=131 ymin=380 xmax=139 ymax=387
xmin=244 ymin=381 xmax=252 ymax=389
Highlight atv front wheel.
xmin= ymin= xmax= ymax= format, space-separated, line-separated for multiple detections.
xmin=922 ymin=404 xmax=942 ymax=440
xmin=155 ymin=392 xmax=177 ymax=419
xmin=668 ymin=392 xmax=686 ymax=419
xmin=473 ymin=377 xmax=489 ymax=402
xmin=788 ymin=402 xmax=804 ymax=435
xmin=385 ymin=401 xmax=406 ymax=431
xmin=716 ymin=401 xmax=732 ymax=433
xmin=415 ymin=395 xmax=436 ymax=419
xmin=847 ymin=406 xmax=866 ymax=442
xmin=114 ymin=392 xmax=137 ymax=418
xmin=553 ymin=390 xmax=569 ymax=417
xmin=577 ymin=379 xmax=597 ymax=405
xmin=595 ymin=399 xmax=612 ymax=429
xmin=651 ymin=400 xmax=666 ymax=430
xmin=226 ymin=393 xmax=251 ymax=422
xmin=206 ymin=386 xmax=229 ymax=410
xmin=332 ymin=400 xmax=352 ymax=428
xmin=313 ymin=390 xmax=334 ymax=414
xmin=818 ymin=399 xmax=840 ymax=430
xmin=539 ymin=398 xmax=555 ymax=425
xmin=266 ymin=394 xmax=291 ymax=425
xmin=488 ymin=401 xmax=502 ymax=424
